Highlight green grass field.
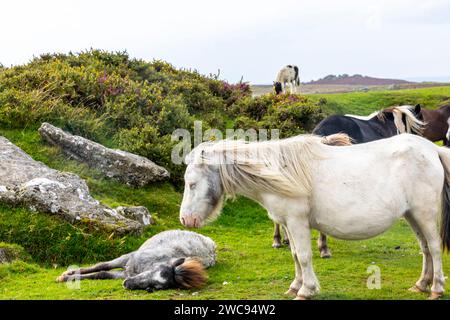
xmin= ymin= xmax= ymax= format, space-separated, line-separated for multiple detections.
xmin=1 ymin=85 xmax=450 ymax=300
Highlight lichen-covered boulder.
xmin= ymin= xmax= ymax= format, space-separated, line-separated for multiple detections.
xmin=0 ymin=243 xmax=29 ymax=264
xmin=0 ymin=136 xmax=151 ymax=235
xmin=38 ymin=123 xmax=170 ymax=187
xmin=116 ymin=206 xmax=155 ymax=226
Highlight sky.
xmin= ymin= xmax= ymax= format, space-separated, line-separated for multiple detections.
xmin=1 ymin=0 xmax=450 ymax=83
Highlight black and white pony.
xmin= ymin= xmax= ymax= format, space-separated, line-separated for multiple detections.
xmin=274 ymin=65 xmax=300 ymax=94
xmin=314 ymin=104 xmax=423 ymax=143
xmin=57 ymin=230 xmax=216 ymax=292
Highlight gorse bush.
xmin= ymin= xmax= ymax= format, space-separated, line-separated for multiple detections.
xmin=0 ymin=49 xmax=325 ymax=183
xmin=231 ymin=93 xmax=327 ymax=137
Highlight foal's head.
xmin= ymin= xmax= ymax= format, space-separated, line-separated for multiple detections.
xmin=123 ymin=258 xmax=207 ymax=292
xmin=274 ymin=82 xmax=283 ymax=95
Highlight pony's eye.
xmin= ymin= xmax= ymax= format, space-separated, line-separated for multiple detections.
xmin=189 ymin=183 xmax=197 ymax=190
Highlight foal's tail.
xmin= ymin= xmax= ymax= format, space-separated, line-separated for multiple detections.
xmin=172 ymin=257 xmax=207 ymax=289
xmin=437 ymin=147 xmax=450 ymax=251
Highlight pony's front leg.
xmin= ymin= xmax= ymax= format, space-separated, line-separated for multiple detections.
xmin=292 ymin=82 xmax=297 ymax=94
xmin=283 ymin=227 xmax=302 ymax=296
xmin=289 ymin=82 xmax=294 ymax=94
xmin=286 ymin=220 xmax=320 ymax=299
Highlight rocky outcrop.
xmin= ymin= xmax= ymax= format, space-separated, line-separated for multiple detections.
xmin=0 ymin=136 xmax=154 ymax=235
xmin=38 ymin=123 xmax=170 ymax=187
xmin=0 ymin=243 xmax=29 ymax=264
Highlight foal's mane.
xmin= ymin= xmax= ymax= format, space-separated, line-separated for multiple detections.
xmin=189 ymin=135 xmax=328 ymax=199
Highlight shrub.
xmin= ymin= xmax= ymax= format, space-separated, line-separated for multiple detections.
xmin=0 ymin=50 xmax=325 ymax=182
xmin=230 ymin=93 xmax=326 ymax=137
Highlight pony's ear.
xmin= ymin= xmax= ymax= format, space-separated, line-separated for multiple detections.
xmin=414 ymin=104 xmax=421 ymax=114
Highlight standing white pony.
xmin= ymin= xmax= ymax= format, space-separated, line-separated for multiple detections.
xmin=180 ymin=133 xmax=450 ymax=299
xmin=274 ymin=65 xmax=300 ymax=94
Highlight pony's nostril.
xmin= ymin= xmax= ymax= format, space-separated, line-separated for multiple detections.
xmin=181 ymin=217 xmax=185 ymax=225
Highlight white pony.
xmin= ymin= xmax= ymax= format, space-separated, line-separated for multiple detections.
xmin=274 ymin=65 xmax=300 ymax=94
xmin=180 ymin=133 xmax=450 ymax=299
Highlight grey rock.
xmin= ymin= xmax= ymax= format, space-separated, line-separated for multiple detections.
xmin=116 ymin=206 xmax=155 ymax=226
xmin=0 ymin=136 xmax=152 ymax=235
xmin=0 ymin=243 xmax=27 ymax=263
xmin=38 ymin=123 xmax=170 ymax=187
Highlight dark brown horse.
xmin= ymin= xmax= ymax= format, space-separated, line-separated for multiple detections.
xmin=420 ymin=105 xmax=450 ymax=146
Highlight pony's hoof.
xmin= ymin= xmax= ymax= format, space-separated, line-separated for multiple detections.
xmin=294 ymin=295 xmax=309 ymax=300
xmin=272 ymin=243 xmax=282 ymax=249
xmin=428 ymin=291 xmax=443 ymax=300
xmin=320 ymin=252 xmax=332 ymax=259
xmin=285 ymin=288 xmax=299 ymax=296
xmin=408 ymin=285 xmax=429 ymax=293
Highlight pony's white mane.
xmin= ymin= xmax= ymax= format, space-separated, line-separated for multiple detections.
xmin=391 ymin=105 xmax=424 ymax=135
xmin=345 ymin=111 xmax=379 ymax=120
xmin=347 ymin=105 xmax=424 ymax=134
xmin=188 ymin=135 xmax=326 ymax=199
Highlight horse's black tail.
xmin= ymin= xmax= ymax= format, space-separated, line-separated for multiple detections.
xmin=294 ymin=66 xmax=300 ymax=86
xmin=438 ymin=147 xmax=450 ymax=252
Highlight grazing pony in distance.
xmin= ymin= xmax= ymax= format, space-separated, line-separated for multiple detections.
xmin=274 ymin=65 xmax=300 ymax=94
xmin=179 ymin=133 xmax=450 ymax=299
xmin=418 ymin=105 xmax=450 ymax=147
xmin=57 ymin=230 xmax=216 ymax=292
xmin=273 ymin=105 xmax=425 ymax=254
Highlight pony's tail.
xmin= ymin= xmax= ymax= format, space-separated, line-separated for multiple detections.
xmin=437 ymin=147 xmax=450 ymax=252
xmin=294 ymin=66 xmax=300 ymax=86
xmin=172 ymin=258 xmax=207 ymax=289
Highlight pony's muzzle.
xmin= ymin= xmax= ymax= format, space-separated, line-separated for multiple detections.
xmin=180 ymin=214 xmax=201 ymax=228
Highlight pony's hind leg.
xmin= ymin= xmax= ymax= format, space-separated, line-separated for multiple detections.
xmin=282 ymin=226 xmax=290 ymax=245
xmin=405 ymin=215 xmax=433 ymax=293
xmin=57 ymin=271 xmax=125 ymax=283
xmin=59 ymin=253 xmax=132 ymax=278
xmin=407 ymin=208 xmax=445 ymax=299
xmin=272 ymin=223 xmax=283 ymax=248
xmin=317 ymin=233 xmax=331 ymax=258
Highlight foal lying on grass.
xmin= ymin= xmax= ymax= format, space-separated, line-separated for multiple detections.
xmin=57 ymin=230 xmax=216 ymax=291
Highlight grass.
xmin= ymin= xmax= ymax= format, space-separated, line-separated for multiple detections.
xmin=2 ymin=85 xmax=450 ymax=299
xmin=310 ymin=85 xmax=450 ymax=115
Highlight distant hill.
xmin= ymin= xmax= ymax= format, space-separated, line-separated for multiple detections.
xmin=306 ymin=74 xmax=412 ymax=86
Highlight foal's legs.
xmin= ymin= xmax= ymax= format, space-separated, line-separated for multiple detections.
xmin=58 ymin=271 xmax=125 ymax=282
xmin=272 ymin=223 xmax=282 ymax=248
xmin=405 ymin=215 xmax=433 ymax=292
xmin=408 ymin=208 xmax=445 ymax=299
xmin=286 ymin=219 xmax=320 ymax=299
xmin=317 ymin=233 xmax=332 ymax=258
xmin=59 ymin=253 xmax=132 ymax=278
